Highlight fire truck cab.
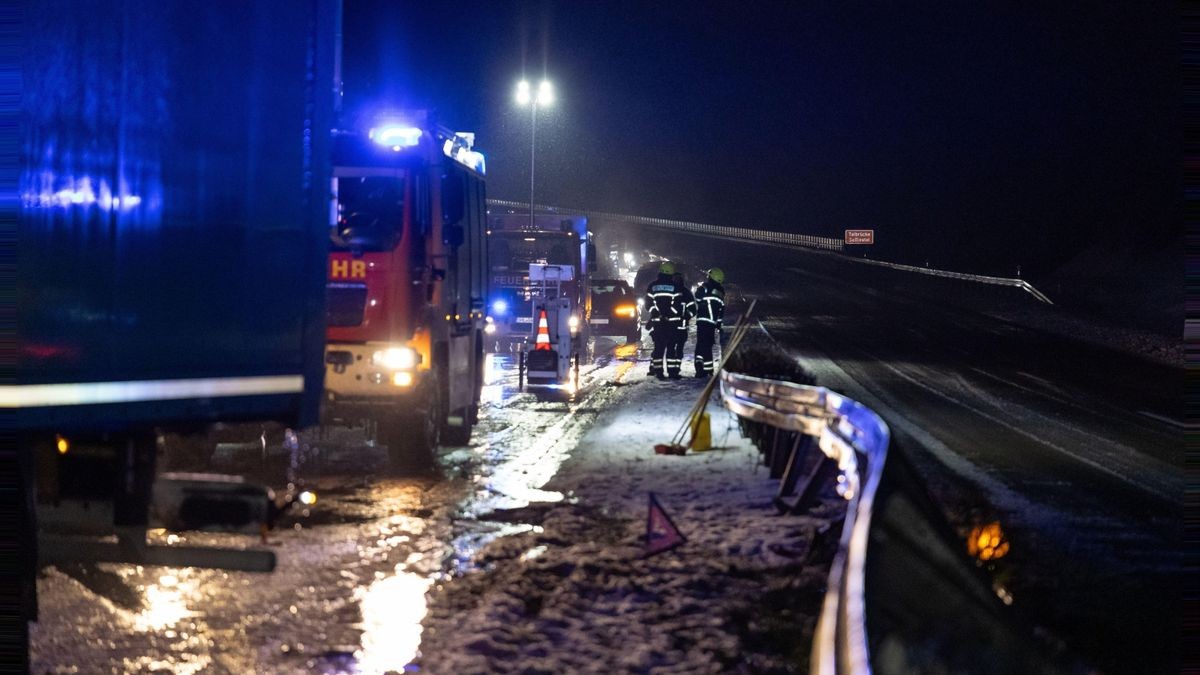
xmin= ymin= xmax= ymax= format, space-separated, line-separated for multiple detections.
xmin=323 ymin=119 xmax=488 ymax=462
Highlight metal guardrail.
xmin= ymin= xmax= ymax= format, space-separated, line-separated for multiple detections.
xmin=486 ymin=199 xmax=1053 ymax=304
xmin=719 ymin=372 xmax=885 ymax=674
xmin=486 ymin=199 xmax=845 ymax=252
xmin=847 ymin=257 xmax=1054 ymax=304
xmin=719 ymin=370 xmax=1072 ymax=675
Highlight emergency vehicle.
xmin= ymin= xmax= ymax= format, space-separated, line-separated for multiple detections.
xmin=324 ymin=117 xmax=489 ymax=461
xmin=486 ymin=213 xmax=596 ymax=350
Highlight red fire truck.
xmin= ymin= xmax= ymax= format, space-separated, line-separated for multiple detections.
xmin=323 ymin=119 xmax=488 ymax=462
xmin=486 ymin=213 xmax=596 ymax=350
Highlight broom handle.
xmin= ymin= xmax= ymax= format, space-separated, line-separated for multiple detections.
xmin=677 ymin=317 xmax=752 ymax=446
xmin=674 ymin=300 xmax=757 ymax=446
xmin=673 ymin=308 xmax=754 ymax=445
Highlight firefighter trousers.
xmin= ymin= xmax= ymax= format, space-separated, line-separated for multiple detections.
xmin=649 ymin=326 xmax=669 ymax=376
xmin=694 ymin=322 xmax=717 ymax=376
xmin=667 ymin=327 xmax=687 ymax=376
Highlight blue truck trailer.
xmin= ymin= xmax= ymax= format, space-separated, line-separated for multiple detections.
xmin=7 ymin=0 xmax=340 ymax=667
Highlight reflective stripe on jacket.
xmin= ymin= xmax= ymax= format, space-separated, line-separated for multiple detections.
xmin=694 ymin=280 xmax=725 ymax=325
xmin=643 ymin=274 xmax=687 ymax=327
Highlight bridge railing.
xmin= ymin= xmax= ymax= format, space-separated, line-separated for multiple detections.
xmin=719 ymin=370 xmax=1071 ymax=675
xmin=486 ymin=199 xmax=1054 ymax=304
xmin=486 ymin=199 xmax=845 ymax=253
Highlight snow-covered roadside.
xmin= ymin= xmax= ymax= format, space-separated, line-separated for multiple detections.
xmin=416 ymin=364 xmax=843 ymax=674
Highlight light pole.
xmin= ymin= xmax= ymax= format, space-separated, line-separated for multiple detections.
xmin=515 ymin=79 xmax=554 ymax=229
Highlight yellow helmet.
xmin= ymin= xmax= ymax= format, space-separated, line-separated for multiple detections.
xmin=659 ymin=261 xmax=676 ymax=275
xmin=708 ymin=267 xmax=725 ymax=284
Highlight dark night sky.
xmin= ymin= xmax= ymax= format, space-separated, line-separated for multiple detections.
xmin=342 ymin=2 xmax=1178 ymax=275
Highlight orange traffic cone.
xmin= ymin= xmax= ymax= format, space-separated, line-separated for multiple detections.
xmin=534 ymin=309 xmax=552 ymax=351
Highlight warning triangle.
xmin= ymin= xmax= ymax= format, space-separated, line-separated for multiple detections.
xmin=644 ymin=492 xmax=686 ymax=557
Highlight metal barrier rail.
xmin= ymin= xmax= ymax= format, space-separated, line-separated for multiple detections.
xmin=719 ymin=371 xmax=886 ymax=675
xmin=720 ymin=370 xmax=1074 ymax=675
xmin=486 ymin=199 xmax=845 ymax=252
xmin=486 ymin=198 xmax=1053 ymax=304
xmin=847 ymin=257 xmax=1054 ymax=304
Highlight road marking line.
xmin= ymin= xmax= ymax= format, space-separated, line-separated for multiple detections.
xmin=876 ymin=360 xmax=1179 ymax=498
xmin=613 ymin=361 xmax=635 ymax=383
xmin=1136 ymin=411 xmax=1195 ymax=430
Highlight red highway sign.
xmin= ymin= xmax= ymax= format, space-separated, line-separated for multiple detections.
xmin=844 ymin=229 xmax=874 ymax=245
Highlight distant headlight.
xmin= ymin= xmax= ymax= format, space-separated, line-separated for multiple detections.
xmin=614 ymin=304 xmax=637 ymax=318
xmin=372 ymin=346 xmax=419 ymax=370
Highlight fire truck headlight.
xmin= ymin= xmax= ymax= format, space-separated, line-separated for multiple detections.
xmin=372 ymin=346 xmax=419 ymax=370
xmin=392 ymin=371 xmax=414 ymax=387
xmin=568 ymin=315 xmax=580 ymax=333
xmin=484 ymin=316 xmax=497 ymax=334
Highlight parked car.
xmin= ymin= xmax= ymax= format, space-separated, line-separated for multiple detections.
xmin=589 ymin=278 xmax=641 ymax=342
xmin=632 ymin=260 xmax=700 ymax=295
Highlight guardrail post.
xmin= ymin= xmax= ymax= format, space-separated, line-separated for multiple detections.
xmin=776 ymin=432 xmax=808 ymax=497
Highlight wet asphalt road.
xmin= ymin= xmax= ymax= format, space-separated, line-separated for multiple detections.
xmin=31 ymin=343 xmax=637 ymax=674
xmin=612 ymin=227 xmax=1183 ymax=674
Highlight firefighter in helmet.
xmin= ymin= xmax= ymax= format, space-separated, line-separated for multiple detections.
xmin=643 ymin=261 xmax=687 ymax=379
xmin=692 ymin=268 xmax=726 ymax=378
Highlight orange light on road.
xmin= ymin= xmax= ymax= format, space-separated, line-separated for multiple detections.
xmin=967 ymin=521 xmax=1010 ymax=561
xmin=615 ymin=344 xmax=638 ymax=358
xmin=55 ymin=435 xmax=69 ymax=454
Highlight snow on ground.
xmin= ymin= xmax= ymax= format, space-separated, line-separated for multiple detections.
xmin=416 ymin=362 xmax=844 ymax=674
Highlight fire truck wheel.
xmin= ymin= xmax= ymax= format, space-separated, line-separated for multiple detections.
xmin=441 ymin=412 xmax=472 ymax=446
xmin=380 ymin=381 xmax=440 ymax=470
xmin=439 ymin=363 xmax=473 ymax=446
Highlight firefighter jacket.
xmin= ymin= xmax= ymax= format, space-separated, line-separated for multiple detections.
xmin=694 ymin=279 xmax=725 ymax=326
xmin=643 ymin=273 xmax=688 ymax=329
xmin=679 ymin=284 xmax=697 ymax=330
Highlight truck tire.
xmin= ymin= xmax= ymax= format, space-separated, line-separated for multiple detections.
xmin=440 ymin=357 xmax=473 ymax=446
xmin=441 ymin=413 xmax=472 ymax=446
xmin=380 ymin=374 xmax=441 ymax=471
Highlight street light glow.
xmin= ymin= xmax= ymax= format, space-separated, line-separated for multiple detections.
xmin=537 ymin=80 xmax=554 ymax=106
xmin=515 ymin=79 xmax=554 ymax=107
xmin=515 ymin=76 xmax=556 ymax=230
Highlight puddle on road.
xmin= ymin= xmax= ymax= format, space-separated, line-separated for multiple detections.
xmin=134 ymin=572 xmax=199 ymax=631
xmin=353 ymin=571 xmax=434 ymax=673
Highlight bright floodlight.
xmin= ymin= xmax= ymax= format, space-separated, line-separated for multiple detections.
xmin=536 ymin=80 xmax=554 ymax=106
xmin=515 ymin=80 xmax=531 ymax=105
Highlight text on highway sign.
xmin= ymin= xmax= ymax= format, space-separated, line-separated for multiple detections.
xmin=844 ymin=229 xmax=874 ymax=245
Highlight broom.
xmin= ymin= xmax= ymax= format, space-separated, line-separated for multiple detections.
xmin=655 ymin=299 xmax=757 ymax=455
